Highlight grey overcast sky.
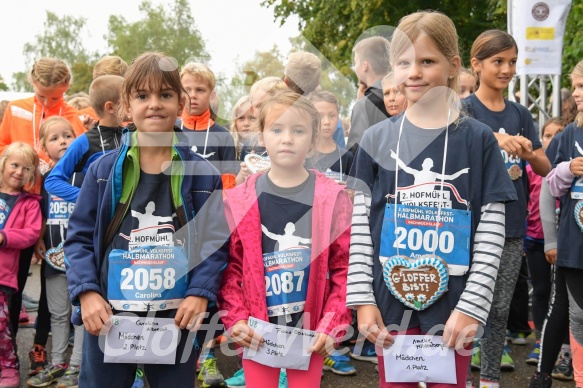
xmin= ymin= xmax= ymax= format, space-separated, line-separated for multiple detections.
xmin=0 ymin=0 xmax=300 ymax=87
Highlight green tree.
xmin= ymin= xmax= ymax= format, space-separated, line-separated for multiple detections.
xmin=0 ymin=75 xmax=8 ymax=92
xmin=11 ymin=11 xmax=97 ymax=92
xmin=218 ymin=45 xmax=285 ymax=121
xmin=262 ymin=0 xmax=504 ymax=77
xmin=107 ymin=0 xmax=208 ymax=67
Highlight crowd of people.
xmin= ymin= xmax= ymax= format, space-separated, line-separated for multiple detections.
xmin=0 ymin=8 xmax=581 ymax=388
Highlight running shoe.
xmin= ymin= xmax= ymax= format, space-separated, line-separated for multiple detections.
xmin=528 ymin=371 xmax=552 ymax=388
xmin=526 ymin=341 xmax=541 ymax=365
xmin=28 ymin=344 xmax=48 ymax=376
xmin=500 ymin=348 xmax=515 ymax=371
xmin=224 ymin=368 xmax=245 ymax=387
xmin=323 ymin=354 xmax=357 ymax=375
xmin=551 ymin=351 xmax=574 ymax=381
xmin=27 ymin=364 xmax=67 ymax=387
xmin=57 ymin=365 xmax=80 ymax=388
xmin=197 ymin=357 xmax=226 ymax=387
xmin=506 ymin=330 xmax=527 ymax=345
xmin=349 ymin=341 xmax=378 ymax=364
xmin=470 ymin=342 xmax=481 ymax=371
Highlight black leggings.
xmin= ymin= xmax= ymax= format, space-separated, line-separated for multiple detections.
xmin=8 ymin=245 xmax=34 ymax=339
xmin=538 ymin=266 xmax=570 ymax=374
xmin=525 ymin=239 xmax=552 ymax=334
xmin=507 ymin=255 xmax=532 ymax=334
xmin=33 ymin=260 xmax=51 ymax=346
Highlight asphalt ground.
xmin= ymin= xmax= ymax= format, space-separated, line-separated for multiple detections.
xmin=15 ymin=263 xmax=576 ymax=388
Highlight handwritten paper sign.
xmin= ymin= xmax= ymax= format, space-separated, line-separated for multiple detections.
xmin=383 ymin=335 xmax=456 ymax=384
xmin=242 ymin=317 xmax=315 ymax=370
xmin=104 ymin=316 xmax=179 ymax=364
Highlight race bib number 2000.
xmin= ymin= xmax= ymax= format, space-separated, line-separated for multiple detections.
xmin=380 ymin=204 xmax=471 ymax=276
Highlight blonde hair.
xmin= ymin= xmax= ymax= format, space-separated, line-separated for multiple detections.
xmin=121 ymin=52 xmax=186 ymax=120
xmin=180 ymin=62 xmax=216 ymax=90
xmin=571 ymin=60 xmax=583 ymax=127
xmin=65 ymin=92 xmax=91 ymax=110
xmin=390 ymin=11 xmax=460 ymax=94
xmin=93 ymin=55 xmax=129 ymax=79
xmin=381 ymin=72 xmax=396 ymax=89
xmin=284 ymin=51 xmax=322 ymax=94
xmin=308 ymin=90 xmax=338 ymax=109
xmin=250 ymin=77 xmax=288 ymax=111
xmin=229 ymin=96 xmax=253 ymax=159
xmin=89 ymin=75 xmax=124 ymax=117
xmin=353 ymin=36 xmax=390 ymax=76
xmin=0 ymin=142 xmax=39 ymax=189
xmin=29 ymin=57 xmax=71 ymax=88
xmin=258 ymin=90 xmax=320 ymax=149
xmin=39 ymin=116 xmax=76 ymax=151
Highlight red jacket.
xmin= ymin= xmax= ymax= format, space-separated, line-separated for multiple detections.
xmin=218 ymin=171 xmax=352 ymax=340
xmin=0 ymin=192 xmax=41 ymax=291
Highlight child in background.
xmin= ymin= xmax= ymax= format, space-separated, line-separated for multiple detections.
xmin=235 ymin=78 xmax=288 ymax=186
xmin=0 ymin=58 xmax=86 ymax=358
xmin=0 ymin=142 xmax=42 ymax=388
xmin=381 ymin=72 xmax=407 ymax=117
xmin=78 ymin=55 xmax=130 ymax=123
xmin=64 ymin=51 xmax=229 ymax=388
xmin=178 ymin=62 xmax=237 ymax=190
xmin=219 ymin=90 xmax=353 ymax=388
xmin=66 ymin=92 xmax=91 ymax=111
xmin=27 ymin=116 xmax=83 ymax=388
xmin=464 ymin=30 xmax=551 ymax=387
xmin=524 ymin=117 xmax=564 ymax=367
xmin=44 ymin=75 xmax=124 ymax=202
xmin=459 ymin=68 xmax=477 ymax=99
xmin=528 ymin=127 xmax=574 ymax=388
xmin=546 ymin=59 xmax=583 ymax=388
xmin=0 ymin=57 xmax=86 ymax=177
xmin=306 ymin=91 xmax=354 ymax=183
xmin=229 ymin=96 xmax=259 ymax=185
xmin=347 ymin=12 xmax=516 ymax=388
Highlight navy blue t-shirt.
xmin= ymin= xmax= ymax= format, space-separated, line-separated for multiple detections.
xmin=463 ymin=94 xmax=542 ymax=237
xmin=257 ymin=171 xmax=314 ymax=327
xmin=350 ymin=115 xmax=516 ymax=330
xmin=553 ymin=123 xmax=583 ymax=270
xmin=239 ymin=136 xmax=267 ymax=162
xmin=546 ymin=130 xmax=563 ymax=167
xmin=305 ymin=146 xmax=354 ymax=182
xmin=177 ymin=122 xmax=238 ymax=175
xmin=102 ymin=169 xmax=184 ymax=317
xmin=0 ymin=192 xmax=17 ymax=230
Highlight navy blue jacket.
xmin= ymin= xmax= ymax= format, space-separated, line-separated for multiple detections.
xmin=64 ymin=130 xmax=230 ymax=320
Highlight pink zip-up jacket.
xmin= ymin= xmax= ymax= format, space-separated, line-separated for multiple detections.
xmin=218 ymin=171 xmax=353 ymax=341
xmin=0 ymin=192 xmax=41 ymax=291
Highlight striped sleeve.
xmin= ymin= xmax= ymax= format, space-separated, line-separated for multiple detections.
xmin=346 ymin=191 xmax=376 ymax=308
xmin=455 ymin=202 xmax=505 ymax=325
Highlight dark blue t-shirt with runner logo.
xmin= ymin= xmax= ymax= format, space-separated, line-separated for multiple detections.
xmin=0 ymin=192 xmax=17 ymax=230
xmin=104 ymin=169 xmax=188 ymax=316
xmin=257 ymin=171 xmax=315 ymax=327
xmin=350 ymin=115 xmax=516 ymax=330
xmin=463 ymin=94 xmax=542 ymax=237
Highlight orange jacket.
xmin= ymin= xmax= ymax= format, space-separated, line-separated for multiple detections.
xmin=0 ymin=97 xmax=86 ymax=193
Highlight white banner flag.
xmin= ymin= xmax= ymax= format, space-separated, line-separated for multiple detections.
xmin=509 ymin=0 xmax=571 ymax=75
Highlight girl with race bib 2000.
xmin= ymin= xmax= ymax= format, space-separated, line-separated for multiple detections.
xmin=346 ymin=11 xmax=517 ymax=388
